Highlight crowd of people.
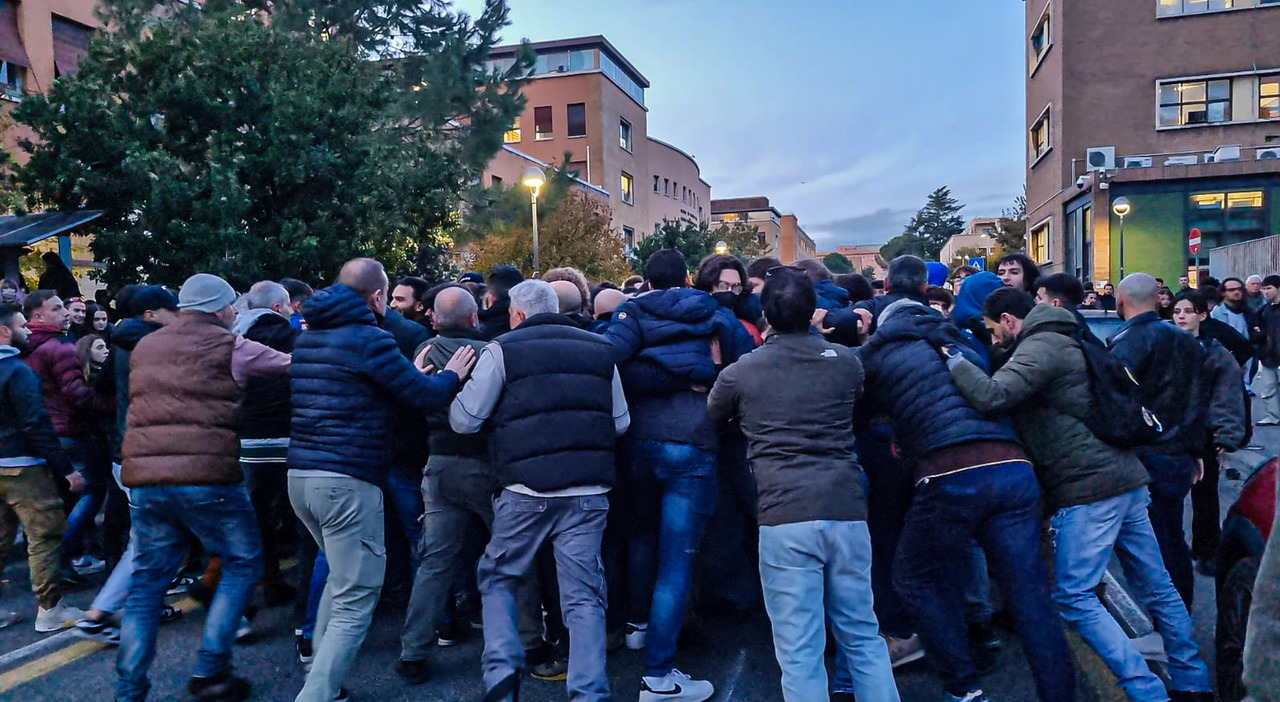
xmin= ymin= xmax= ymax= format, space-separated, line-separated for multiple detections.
xmin=0 ymin=247 xmax=1276 ymax=702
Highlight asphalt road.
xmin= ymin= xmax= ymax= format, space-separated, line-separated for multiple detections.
xmin=1 ymin=411 xmax=1274 ymax=702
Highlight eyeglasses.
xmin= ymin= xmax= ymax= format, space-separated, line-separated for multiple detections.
xmin=713 ymin=281 xmax=744 ymax=294
xmin=765 ymin=265 xmax=804 ymax=279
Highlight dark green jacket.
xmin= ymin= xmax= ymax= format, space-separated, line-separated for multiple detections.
xmin=949 ymin=304 xmax=1149 ymax=510
xmin=415 ymin=327 xmax=490 ymax=458
xmin=708 ymin=332 xmax=867 ymax=527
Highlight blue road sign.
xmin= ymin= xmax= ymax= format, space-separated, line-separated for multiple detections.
xmin=968 ymin=257 xmax=985 ymax=271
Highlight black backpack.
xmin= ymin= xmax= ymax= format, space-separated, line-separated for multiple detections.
xmin=1075 ymin=329 xmax=1164 ymax=448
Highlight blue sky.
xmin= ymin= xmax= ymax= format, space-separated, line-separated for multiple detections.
xmin=456 ymin=0 xmax=1026 ymax=248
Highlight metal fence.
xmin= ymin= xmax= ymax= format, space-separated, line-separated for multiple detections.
xmin=1210 ymin=235 xmax=1280 ymax=280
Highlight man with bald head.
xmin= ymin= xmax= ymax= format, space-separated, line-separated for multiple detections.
xmin=1110 ymin=272 xmax=1208 ymax=611
xmin=550 ymin=280 xmax=594 ymax=329
xmin=288 ymin=258 xmax=476 ymax=702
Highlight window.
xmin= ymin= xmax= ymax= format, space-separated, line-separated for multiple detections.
xmin=491 ymin=175 xmax=503 ymax=187
xmin=1188 ymin=190 xmax=1267 ymax=254
xmin=503 ymin=118 xmax=521 ymax=144
xmin=567 ymin=103 xmax=587 ymax=138
xmin=672 ymin=182 xmax=679 ymax=199
xmin=664 ymin=178 xmax=670 ymax=196
xmin=1030 ymin=220 xmax=1050 ymax=263
xmin=619 ymin=119 xmax=632 ymax=151
xmin=1263 ymin=75 xmax=1280 ymax=119
xmin=534 ymin=106 xmax=553 ymax=141
xmin=1065 ymin=205 xmax=1092 ymax=281
xmin=1030 ymin=107 xmax=1051 ymax=162
xmin=1159 ymin=79 xmax=1231 ymax=126
xmin=1160 ymin=0 xmax=1278 ymax=16
xmin=1030 ymin=9 xmax=1051 ymax=66
xmin=622 ymin=226 xmax=635 ymax=255
xmin=0 ymin=60 xmax=22 ymax=99
xmin=653 ymin=175 xmax=661 ymax=193
xmin=531 ymin=49 xmax=595 ymax=76
xmin=600 ymin=53 xmax=646 ymax=106
xmin=621 ymin=172 xmax=634 ymax=205
xmin=52 ymin=16 xmax=92 ymax=79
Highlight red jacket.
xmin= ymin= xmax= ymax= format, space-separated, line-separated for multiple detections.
xmin=24 ymin=322 xmax=112 ymax=439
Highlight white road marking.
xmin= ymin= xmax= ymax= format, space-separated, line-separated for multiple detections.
xmin=0 ymin=629 xmax=77 ymax=669
xmin=721 ymin=647 xmax=747 ymax=701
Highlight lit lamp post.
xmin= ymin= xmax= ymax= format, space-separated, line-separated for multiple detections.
xmin=1112 ymin=196 xmax=1132 ymax=280
xmin=522 ymin=166 xmax=547 ymax=277
xmin=714 ymin=240 xmax=729 ymax=255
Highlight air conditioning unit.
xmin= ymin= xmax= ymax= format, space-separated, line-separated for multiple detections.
xmin=1205 ymin=145 xmax=1243 ymax=163
xmin=1258 ymin=148 xmax=1280 ymax=160
xmin=1085 ymin=146 xmax=1116 ymax=171
xmin=1164 ymin=155 xmax=1199 ymax=166
xmin=1123 ymin=156 xmax=1153 ymax=169
xmin=556 ymin=65 xmax=568 ymax=73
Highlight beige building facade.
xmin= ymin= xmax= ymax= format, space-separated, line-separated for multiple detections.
xmin=709 ymin=196 xmax=815 ymax=264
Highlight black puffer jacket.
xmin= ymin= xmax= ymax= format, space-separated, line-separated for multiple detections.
xmin=0 ymin=348 xmax=73 ymax=476
xmin=1109 ymin=312 xmax=1205 ymax=456
xmin=856 ymin=300 xmax=1020 ymax=464
xmin=238 ymin=311 xmax=298 ymax=440
xmin=381 ymin=308 xmax=433 ymax=472
xmin=288 ymin=285 xmax=461 ymax=485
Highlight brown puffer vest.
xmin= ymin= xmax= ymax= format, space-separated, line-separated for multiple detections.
xmin=122 ymin=314 xmax=243 ymax=487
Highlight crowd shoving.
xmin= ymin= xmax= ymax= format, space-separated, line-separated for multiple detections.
xmin=0 ymin=248 xmax=1277 ymax=702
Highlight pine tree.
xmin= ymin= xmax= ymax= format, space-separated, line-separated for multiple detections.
xmin=10 ymin=0 xmax=526 ymax=289
xmin=823 ymin=253 xmax=854 ymax=274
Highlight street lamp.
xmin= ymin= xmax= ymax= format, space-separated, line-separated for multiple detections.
xmin=714 ymin=240 xmax=729 ymax=255
xmin=1112 ymin=196 xmax=1132 ymax=279
xmin=522 ymin=166 xmax=547 ymax=276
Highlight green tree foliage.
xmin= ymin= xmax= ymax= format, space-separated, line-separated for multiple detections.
xmin=632 ymin=219 xmax=766 ymax=274
xmin=823 ymin=252 xmax=854 ymax=274
xmin=879 ymin=186 xmax=966 ymax=263
xmin=10 ymin=0 xmax=527 ymax=289
xmin=455 ymin=158 xmax=580 ymax=248
xmin=470 ymin=191 xmax=629 ymax=283
xmin=860 ymin=265 xmax=878 ymax=280
xmin=994 ymin=191 xmax=1028 ymax=253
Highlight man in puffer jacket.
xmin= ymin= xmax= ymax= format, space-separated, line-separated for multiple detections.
xmin=287 ymin=259 xmax=475 ymax=702
xmin=855 ymin=255 xmax=1075 ymax=702
xmin=949 ymin=288 xmax=1212 ymax=702
xmin=603 ymin=249 xmax=753 ymax=702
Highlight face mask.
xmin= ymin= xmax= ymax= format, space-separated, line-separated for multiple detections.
xmin=596 ymin=313 xmax=612 ymax=322
xmin=712 ymin=291 xmax=738 ymax=309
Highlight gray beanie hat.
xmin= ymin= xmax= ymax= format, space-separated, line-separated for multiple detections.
xmin=178 ymin=273 xmax=238 ymax=314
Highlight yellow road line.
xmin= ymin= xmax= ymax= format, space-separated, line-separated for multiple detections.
xmin=0 ymin=640 xmax=106 ymax=693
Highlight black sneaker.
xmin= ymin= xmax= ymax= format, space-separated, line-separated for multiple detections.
xmin=262 ymin=581 xmax=297 ymax=608
xmin=530 ymin=657 xmax=568 ymax=682
xmin=295 ymin=629 xmax=314 ymax=664
xmin=167 ymin=575 xmax=197 ymax=597
xmin=74 ymin=616 xmax=121 ymax=645
xmin=524 ymin=640 xmax=555 ymax=668
xmin=436 ymin=618 xmax=464 ymax=647
xmin=334 ymin=688 xmax=351 ymax=701
xmin=395 ymin=658 xmax=431 ymax=686
xmin=186 ymin=672 xmax=251 ymax=702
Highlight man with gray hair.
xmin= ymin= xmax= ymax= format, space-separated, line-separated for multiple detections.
xmin=450 ymin=279 xmax=630 ymax=702
xmin=232 ymin=280 xmax=301 ymax=606
xmin=1110 ymin=273 xmax=1208 ymax=611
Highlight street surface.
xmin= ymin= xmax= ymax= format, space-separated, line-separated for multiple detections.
xmin=0 ymin=406 xmax=1273 ymax=702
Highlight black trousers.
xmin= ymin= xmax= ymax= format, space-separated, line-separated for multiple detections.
xmin=1190 ymin=450 xmax=1221 ymax=562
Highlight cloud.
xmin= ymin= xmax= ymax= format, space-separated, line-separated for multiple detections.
xmin=808 ymin=207 xmax=918 ymax=247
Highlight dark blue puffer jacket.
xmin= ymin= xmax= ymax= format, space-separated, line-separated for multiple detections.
xmin=288 ymin=285 xmax=460 ymax=485
xmin=814 ymin=279 xmax=851 ymax=311
xmin=606 ymin=287 xmax=755 ymax=450
xmin=856 ymin=300 xmax=1019 ymax=464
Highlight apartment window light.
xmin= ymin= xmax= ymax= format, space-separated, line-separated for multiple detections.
xmin=1159 ymin=79 xmax=1231 ymax=127
xmin=1030 ymin=220 xmax=1050 ymax=263
xmin=503 ymin=117 xmax=521 ymax=144
xmin=619 ymin=119 xmax=633 ymax=152
xmin=1262 ymin=75 xmax=1280 ymax=120
xmin=1030 ymin=107 xmax=1051 ymax=162
xmin=534 ymin=106 xmax=553 ymax=141
xmin=621 ymin=172 xmax=634 ymax=205
xmin=567 ymin=103 xmax=587 ymax=138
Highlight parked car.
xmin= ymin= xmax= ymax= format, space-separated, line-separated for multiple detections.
xmin=1216 ymin=456 xmax=1278 ymax=702
xmin=1080 ymin=308 xmax=1126 ymax=343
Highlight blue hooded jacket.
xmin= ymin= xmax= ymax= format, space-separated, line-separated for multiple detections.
xmin=951 ymin=272 xmax=1004 ymax=367
xmin=927 ymin=261 xmax=950 ymax=288
xmin=813 ymin=279 xmax=851 ymax=311
xmin=288 ymin=285 xmax=460 ymax=485
xmin=605 ymin=287 xmax=755 ymax=450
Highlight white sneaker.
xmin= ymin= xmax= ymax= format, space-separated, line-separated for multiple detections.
xmin=625 ymin=622 xmax=648 ymax=650
xmin=639 ymin=669 xmax=714 ymax=702
xmin=36 ymin=601 xmax=87 ymax=633
xmin=0 ymin=610 xmax=24 ymax=630
xmin=71 ymin=555 xmax=107 ymax=576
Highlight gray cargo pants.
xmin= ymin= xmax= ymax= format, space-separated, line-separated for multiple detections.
xmin=479 ymin=489 xmax=609 ymax=702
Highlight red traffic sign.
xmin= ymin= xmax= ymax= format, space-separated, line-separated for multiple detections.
xmin=1189 ymin=227 xmax=1202 ymax=255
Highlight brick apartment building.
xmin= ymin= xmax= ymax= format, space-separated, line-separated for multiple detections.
xmin=821 ymin=244 xmax=886 ymax=279
xmin=482 ymin=36 xmax=710 ymax=254
xmin=1026 ymin=0 xmax=1280 ymax=287
xmin=709 ymin=196 xmax=815 ymax=264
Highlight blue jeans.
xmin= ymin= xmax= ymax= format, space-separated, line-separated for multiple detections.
xmin=893 ymin=461 xmax=1075 ymax=702
xmin=1141 ymin=453 xmax=1197 ymax=608
xmin=60 ymin=437 xmax=109 ymax=559
xmin=116 ymin=485 xmax=263 ymax=701
xmin=302 ymin=550 xmax=329 ymax=639
xmin=626 ymin=440 xmax=718 ymax=677
xmin=1051 ymin=487 xmax=1211 ymax=701
xmin=759 ymin=520 xmax=899 ymax=702
xmin=388 ymin=467 xmax=425 ymax=551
